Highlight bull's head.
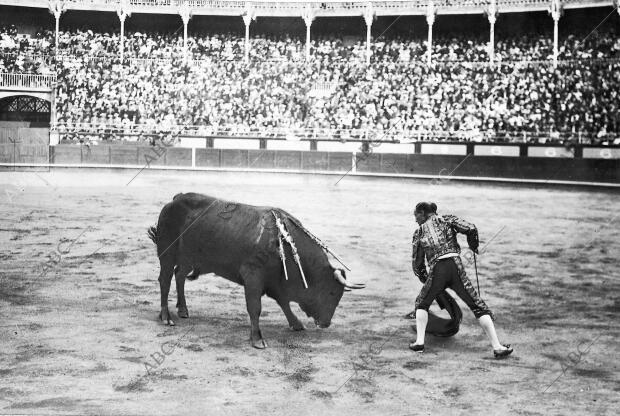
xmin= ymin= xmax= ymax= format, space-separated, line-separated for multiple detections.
xmin=297 ymin=266 xmax=365 ymax=328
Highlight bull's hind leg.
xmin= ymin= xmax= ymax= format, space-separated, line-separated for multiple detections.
xmin=240 ymin=264 xmax=267 ymax=349
xmin=174 ymin=265 xmax=190 ymax=318
xmin=158 ymin=261 xmax=175 ymax=326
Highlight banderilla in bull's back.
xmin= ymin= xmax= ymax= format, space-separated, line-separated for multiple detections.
xmin=148 ymin=192 xmax=365 ymax=349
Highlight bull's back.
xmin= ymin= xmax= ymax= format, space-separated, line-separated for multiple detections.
xmin=171 ymin=193 xmax=277 ymax=280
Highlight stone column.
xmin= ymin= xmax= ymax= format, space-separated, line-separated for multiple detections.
xmin=302 ymin=8 xmax=315 ymax=61
xmin=242 ymin=12 xmax=254 ymax=63
xmin=363 ymin=5 xmax=374 ymax=65
xmin=487 ymin=0 xmax=498 ymax=64
xmin=116 ymin=1 xmax=131 ymax=62
xmin=179 ymin=1 xmax=192 ymax=60
xmin=48 ymin=0 xmax=66 ymax=58
xmin=426 ymin=0 xmax=436 ymax=66
xmin=549 ymin=0 xmax=562 ymax=68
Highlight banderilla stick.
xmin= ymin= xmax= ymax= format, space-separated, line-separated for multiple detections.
xmin=277 ymin=235 xmax=289 ymax=281
xmin=297 ymin=226 xmax=351 ymax=271
xmin=274 ymin=213 xmax=308 ymax=288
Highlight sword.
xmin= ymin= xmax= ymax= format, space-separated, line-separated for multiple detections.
xmin=473 ymin=251 xmax=481 ymax=297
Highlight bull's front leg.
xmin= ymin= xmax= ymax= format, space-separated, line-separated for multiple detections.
xmin=240 ymin=264 xmax=267 ymax=349
xmin=277 ymin=299 xmax=305 ymax=331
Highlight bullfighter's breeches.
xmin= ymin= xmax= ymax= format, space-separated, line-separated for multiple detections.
xmin=415 ymin=257 xmax=492 ymax=319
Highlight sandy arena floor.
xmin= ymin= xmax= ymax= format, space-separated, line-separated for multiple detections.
xmin=0 ymin=168 xmax=618 ymax=415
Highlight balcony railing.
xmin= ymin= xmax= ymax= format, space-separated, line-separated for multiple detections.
xmin=0 ymin=73 xmax=57 ymax=90
xmin=63 ymin=0 xmax=610 ymax=8
xmin=53 ymin=121 xmax=606 ymax=144
xmin=2 ymin=0 xmax=612 ymax=16
xmin=5 ymin=50 xmax=619 ymax=67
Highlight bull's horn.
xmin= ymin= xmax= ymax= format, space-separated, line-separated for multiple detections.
xmin=333 ymin=269 xmax=365 ymax=289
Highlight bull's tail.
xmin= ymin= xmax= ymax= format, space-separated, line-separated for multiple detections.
xmin=149 ymin=194 xmax=182 ymax=248
xmin=147 ymin=225 xmax=158 ymax=244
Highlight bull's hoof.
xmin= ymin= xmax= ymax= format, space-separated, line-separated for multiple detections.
xmin=251 ymin=338 xmax=267 ymax=349
xmin=159 ymin=309 xmax=175 ymax=326
xmin=289 ymin=322 xmax=305 ymax=331
xmin=177 ymin=307 xmax=189 ymax=318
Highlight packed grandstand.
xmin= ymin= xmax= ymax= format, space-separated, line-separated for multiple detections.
xmin=0 ymin=0 xmax=619 ymax=144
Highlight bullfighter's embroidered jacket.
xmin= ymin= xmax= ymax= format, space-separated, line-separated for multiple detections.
xmin=411 ymin=213 xmax=479 ymax=282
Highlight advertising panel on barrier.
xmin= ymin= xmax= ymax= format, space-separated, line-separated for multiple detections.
xmin=370 ymin=143 xmax=416 ymax=154
xmin=474 ymin=145 xmax=520 ymax=157
xmin=213 ymin=138 xmax=261 ymax=150
xmin=527 ymin=146 xmax=575 ymax=158
xmin=267 ymin=140 xmax=311 ymax=151
xmin=179 ymin=137 xmax=207 ymax=149
xmin=420 ymin=143 xmax=467 ymax=155
xmin=582 ymin=147 xmax=620 ymax=159
xmin=316 ymin=141 xmax=363 ymax=153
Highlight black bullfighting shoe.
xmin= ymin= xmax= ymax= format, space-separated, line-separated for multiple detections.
xmin=409 ymin=342 xmax=425 ymax=353
xmin=493 ymin=344 xmax=513 ymax=359
xmin=404 ymin=310 xmax=416 ymax=319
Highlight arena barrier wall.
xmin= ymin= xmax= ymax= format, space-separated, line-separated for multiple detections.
xmin=0 ymin=127 xmax=49 ymax=166
xmin=10 ymin=142 xmax=620 ymax=187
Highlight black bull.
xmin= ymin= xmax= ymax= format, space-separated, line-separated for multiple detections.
xmin=148 ymin=193 xmax=461 ymax=348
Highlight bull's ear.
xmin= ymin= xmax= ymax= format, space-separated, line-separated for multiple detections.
xmin=338 ymin=268 xmax=347 ymax=280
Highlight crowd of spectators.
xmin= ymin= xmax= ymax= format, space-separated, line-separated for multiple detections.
xmin=1 ymin=23 xmax=619 ymax=143
xmin=0 ymin=25 xmax=54 ymax=73
xmin=371 ymin=30 xmax=620 ymax=63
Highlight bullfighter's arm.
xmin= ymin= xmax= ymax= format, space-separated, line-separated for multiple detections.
xmin=411 ymin=229 xmax=428 ymax=283
xmin=443 ymin=214 xmax=479 ymax=253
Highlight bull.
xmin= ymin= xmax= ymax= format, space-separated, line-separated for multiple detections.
xmin=148 ymin=192 xmax=365 ymax=349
